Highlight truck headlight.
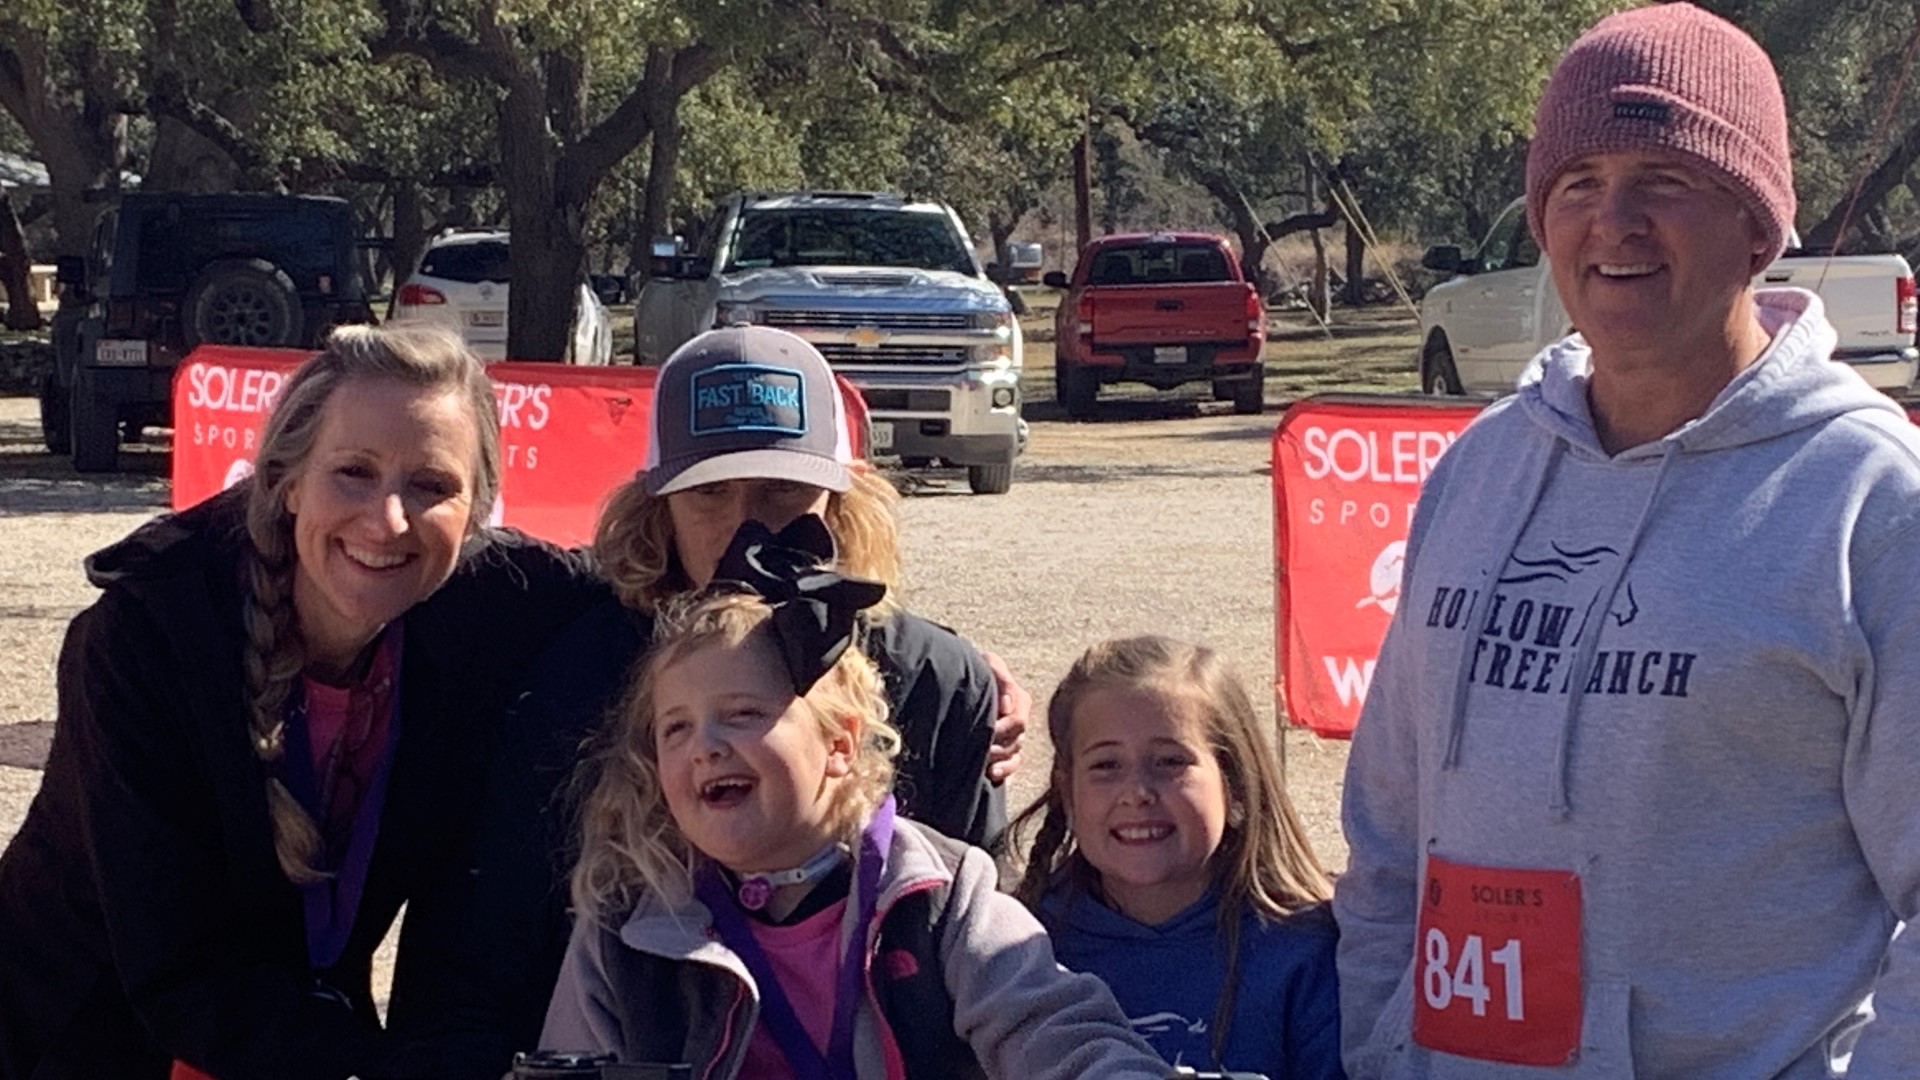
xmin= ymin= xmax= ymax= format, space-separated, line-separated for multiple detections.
xmin=714 ymin=303 xmax=760 ymax=327
xmin=971 ymin=309 xmax=1015 ymax=341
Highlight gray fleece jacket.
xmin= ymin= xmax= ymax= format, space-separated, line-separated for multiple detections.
xmin=1335 ymin=290 xmax=1920 ymax=1079
xmin=540 ymin=816 xmax=1166 ymax=1080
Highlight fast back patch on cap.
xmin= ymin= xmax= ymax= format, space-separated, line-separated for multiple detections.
xmin=1613 ymin=100 xmax=1670 ymax=124
xmin=689 ymin=364 xmax=808 ymax=437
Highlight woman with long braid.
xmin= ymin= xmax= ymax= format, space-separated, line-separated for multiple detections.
xmin=0 ymin=324 xmax=605 ymax=1080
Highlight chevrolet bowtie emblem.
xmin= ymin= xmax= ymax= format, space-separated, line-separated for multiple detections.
xmin=849 ymin=326 xmax=889 ymax=349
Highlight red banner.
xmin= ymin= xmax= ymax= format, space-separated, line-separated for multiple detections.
xmin=1272 ymin=396 xmax=1485 ymax=739
xmin=172 ymin=347 xmax=869 ymax=548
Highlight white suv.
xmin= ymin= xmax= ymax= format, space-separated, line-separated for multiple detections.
xmin=392 ymin=231 xmax=614 ymax=364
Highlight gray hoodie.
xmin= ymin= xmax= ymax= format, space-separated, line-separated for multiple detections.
xmin=1335 ymin=290 xmax=1920 ymax=1079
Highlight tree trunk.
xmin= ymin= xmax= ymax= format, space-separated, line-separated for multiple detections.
xmin=637 ymin=102 xmax=683 ymax=284
xmin=390 ymin=181 xmax=426 ymax=296
xmin=0 ymin=188 xmax=43 ymax=330
xmin=499 ymin=82 xmax=582 ymax=362
xmin=987 ymin=209 xmax=1016 ymax=268
xmin=1073 ymin=117 xmax=1093 ymax=256
xmin=1342 ymin=218 xmax=1366 ymax=306
xmin=1304 ymin=157 xmax=1329 ymax=318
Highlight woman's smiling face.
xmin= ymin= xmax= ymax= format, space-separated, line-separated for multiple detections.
xmin=284 ymin=377 xmax=478 ymax=674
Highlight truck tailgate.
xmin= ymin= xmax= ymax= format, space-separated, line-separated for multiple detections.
xmin=1758 ymin=255 xmax=1912 ymax=355
xmin=1091 ymin=283 xmax=1253 ymax=344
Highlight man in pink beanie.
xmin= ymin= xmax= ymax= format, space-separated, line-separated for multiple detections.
xmin=1336 ymin=4 xmax=1920 ymax=1078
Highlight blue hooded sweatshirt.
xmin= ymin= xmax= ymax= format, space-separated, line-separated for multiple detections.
xmin=1041 ymin=886 xmax=1345 ymax=1080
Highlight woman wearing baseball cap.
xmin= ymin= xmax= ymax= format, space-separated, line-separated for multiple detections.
xmin=386 ymin=325 xmax=1023 ymax=1068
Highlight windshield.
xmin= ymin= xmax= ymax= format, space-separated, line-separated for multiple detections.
xmin=1085 ymin=244 xmax=1233 ymax=286
xmin=724 ymin=208 xmax=975 ymax=274
xmin=420 ymin=239 xmax=511 ymax=283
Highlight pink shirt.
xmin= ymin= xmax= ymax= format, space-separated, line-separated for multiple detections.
xmin=737 ymin=899 xmax=849 ymax=1079
xmin=299 ymin=634 xmax=397 ymax=857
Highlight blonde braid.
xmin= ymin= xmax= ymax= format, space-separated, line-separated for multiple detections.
xmin=240 ymin=520 xmax=329 ymax=884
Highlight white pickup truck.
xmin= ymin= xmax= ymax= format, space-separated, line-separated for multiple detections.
xmin=636 ymin=191 xmax=1024 ymax=494
xmin=1418 ymin=198 xmax=1920 ymax=396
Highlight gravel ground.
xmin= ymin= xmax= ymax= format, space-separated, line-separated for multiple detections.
xmin=0 ymin=323 xmax=1409 ymax=1005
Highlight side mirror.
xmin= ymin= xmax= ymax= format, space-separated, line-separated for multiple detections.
xmin=1042 ymin=270 xmax=1069 ymax=290
xmin=1421 ymin=245 xmax=1463 ymax=274
xmin=649 ymin=237 xmax=682 ymax=259
xmin=55 ymin=255 xmax=86 ymax=287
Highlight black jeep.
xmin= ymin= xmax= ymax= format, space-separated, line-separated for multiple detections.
xmin=42 ymin=193 xmax=375 ymax=471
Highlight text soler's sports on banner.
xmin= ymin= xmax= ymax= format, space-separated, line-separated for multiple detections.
xmin=1272 ymin=396 xmax=1484 ymax=739
xmin=173 ymin=347 xmax=661 ymax=547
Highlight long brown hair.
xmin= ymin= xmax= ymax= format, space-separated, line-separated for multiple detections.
xmin=242 ymin=322 xmax=499 ymax=883
xmin=570 ymin=590 xmax=899 ymax=921
xmin=593 ymin=465 xmax=902 ymax=615
xmin=1011 ymin=635 xmax=1332 ymax=1064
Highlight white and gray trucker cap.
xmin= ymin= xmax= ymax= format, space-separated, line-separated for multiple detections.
xmin=643 ymin=326 xmax=855 ymax=497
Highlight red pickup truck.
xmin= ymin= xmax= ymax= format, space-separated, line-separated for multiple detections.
xmin=1044 ymin=232 xmax=1267 ymax=417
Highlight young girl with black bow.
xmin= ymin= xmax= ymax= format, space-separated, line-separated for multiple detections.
xmin=539 ymin=518 xmax=1164 ymax=1080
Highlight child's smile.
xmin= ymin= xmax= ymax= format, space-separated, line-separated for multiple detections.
xmin=652 ymin=630 xmax=853 ymax=875
xmin=1065 ymin=685 xmax=1228 ymax=927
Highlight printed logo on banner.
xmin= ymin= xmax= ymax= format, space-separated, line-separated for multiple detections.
xmin=1357 ymin=541 xmax=1407 ymax=615
xmin=690 ymin=364 xmax=806 ymax=437
xmin=223 ymin=459 xmax=254 ymax=491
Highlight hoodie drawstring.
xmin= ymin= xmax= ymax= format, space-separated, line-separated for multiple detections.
xmin=1442 ymin=440 xmax=1565 ymax=770
xmin=1438 ymin=438 xmax=1681 ymax=819
xmin=1544 ymin=441 xmax=1680 ymax=816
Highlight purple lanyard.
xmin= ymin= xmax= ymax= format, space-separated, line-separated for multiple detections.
xmin=695 ymin=795 xmax=896 ymax=1080
xmin=280 ymin=627 xmax=404 ymax=971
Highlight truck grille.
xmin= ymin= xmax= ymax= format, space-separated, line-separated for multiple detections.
xmin=859 ymin=388 xmax=953 ymax=412
xmin=816 ymin=344 xmax=970 ymax=366
xmin=762 ymin=310 xmax=972 ymax=332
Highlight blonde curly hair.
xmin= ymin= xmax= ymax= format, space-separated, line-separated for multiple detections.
xmin=593 ymin=466 xmax=902 ymax=615
xmin=571 ymin=590 xmax=900 ymax=920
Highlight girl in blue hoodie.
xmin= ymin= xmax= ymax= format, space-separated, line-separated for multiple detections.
xmin=1015 ymin=635 xmax=1344 ymax=1080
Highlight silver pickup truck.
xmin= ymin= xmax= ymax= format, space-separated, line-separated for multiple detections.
xmin=1419 ymin=198 xmax=1919 ymax=396
xmin=635 ymin=191 xmax=1024 ymax=494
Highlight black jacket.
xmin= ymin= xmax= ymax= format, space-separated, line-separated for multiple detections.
xmin=385 ymin=593 xmax=1002 ymax=1076
xmin=0 ymin=488 xmax=607 ymax=1080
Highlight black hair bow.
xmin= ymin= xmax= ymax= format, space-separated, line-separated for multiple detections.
xmin=710 ymin=515 xmax=887 ymax=694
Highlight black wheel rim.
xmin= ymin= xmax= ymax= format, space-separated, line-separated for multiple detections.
xmin=207 ymin=288 xmax=278 ymax=345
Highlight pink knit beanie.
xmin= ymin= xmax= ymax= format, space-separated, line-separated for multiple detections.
xmin=1525 ymin=2 xmax=1794 ymax=264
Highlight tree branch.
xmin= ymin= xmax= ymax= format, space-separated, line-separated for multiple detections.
xmin=369 ymin=0 xmax=503 ymax=84
xmin=567 ymin=42 xmax=720 ymax=191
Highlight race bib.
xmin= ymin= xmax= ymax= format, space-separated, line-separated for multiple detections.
xmin=1412 ymin=855 xmax=1583 ymax=1066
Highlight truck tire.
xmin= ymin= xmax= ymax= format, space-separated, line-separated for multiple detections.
xmin=39 ymin=371 xmax=71 ymax=455
xmin=1060 ymin=363 xmax=1098 ymax=419
xmin=1423 ymin=337 xmax=1463 ymax=396
xmin=967 ymin=462 xmax=1013 ymax=495
xmin=69 ymin=373 xmax=120 ymax=473
xmin=1231 ymin=364 xmax=1266 ymax=415
xmin=185 ymin=258 xmax=304 ymax=348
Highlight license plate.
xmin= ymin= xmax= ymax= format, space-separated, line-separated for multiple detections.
xmin=96 ymin=339 xmax=149 ymax=367
xmin=468 ymin=310 xmax=506 ymax=328
xmin=869 ymin=421 xmax=895 ymax=452
xmin=1152 ymin=346 xmax=1187 ymax=365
